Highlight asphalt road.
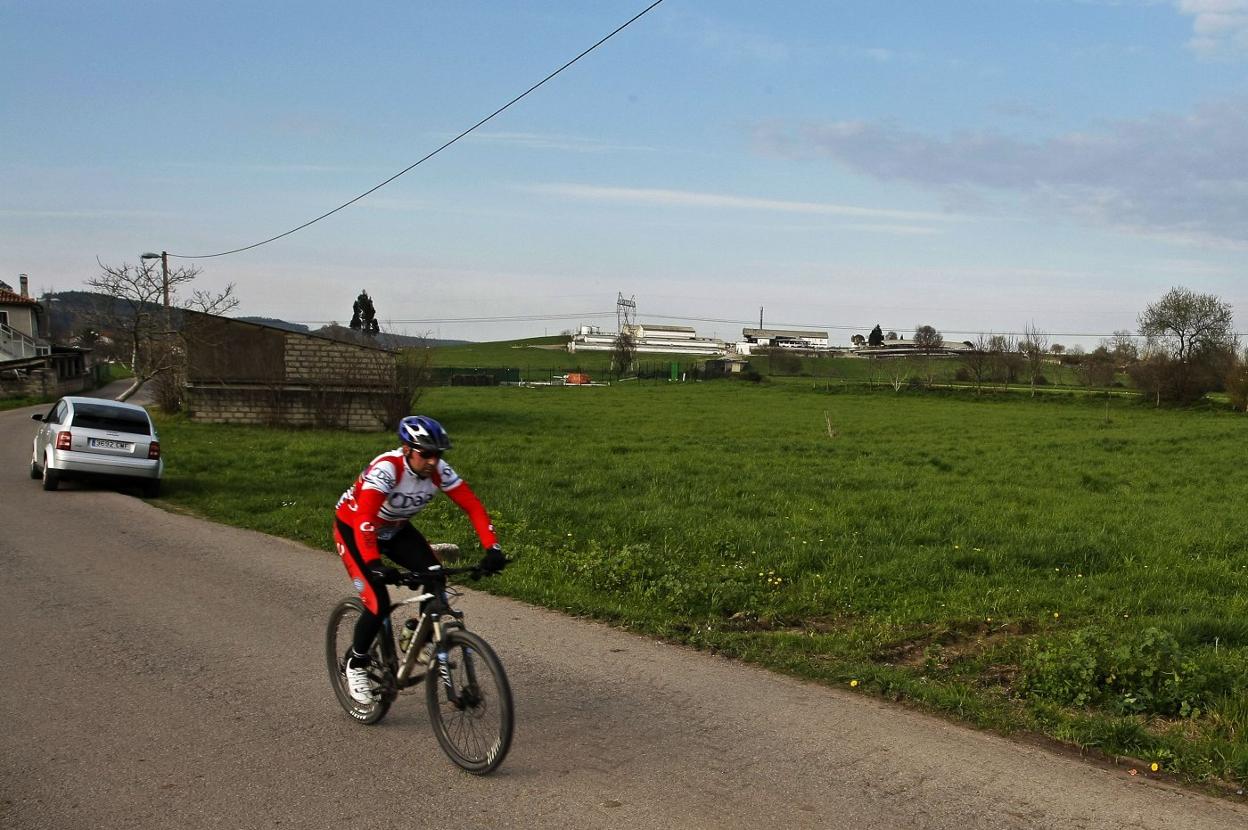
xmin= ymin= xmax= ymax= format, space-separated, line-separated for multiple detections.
xmin=2 ymin=394 xmax=1245 ymax=829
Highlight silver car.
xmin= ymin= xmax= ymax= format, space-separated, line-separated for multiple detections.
xmin=30 ymin=396 xmax=163 ymax=497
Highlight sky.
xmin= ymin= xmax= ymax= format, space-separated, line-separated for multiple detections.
xmin=3 ymin=0 xmax=1247 ymax=347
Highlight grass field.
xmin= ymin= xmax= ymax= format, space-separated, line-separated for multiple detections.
xmin=426 ymin=335 xmax=692 ymax=373
xmin=422 ymin=336 xmax=1119 ymax=390
xmin=153 ymin=380 xmax=1248 ymax=786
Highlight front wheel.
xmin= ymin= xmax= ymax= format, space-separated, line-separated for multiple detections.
xmin=426 ymin=629 xmax=514 ymax=775
xmin=325 ymin=597 xmax=394 ymax=725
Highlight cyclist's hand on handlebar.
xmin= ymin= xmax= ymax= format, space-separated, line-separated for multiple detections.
xmin=479 ymin=544 xmax=508 ymax=575
xmin=365 ymin=562 xmax=402 ymax=585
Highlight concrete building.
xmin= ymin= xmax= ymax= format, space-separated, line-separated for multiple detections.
xmin=568 ymin=323 xmax=725 ymax=356
xmin=1 ymin=276 xmax=93 ymax=399
xmin=738 ymin=328 xmax=832 ymax=353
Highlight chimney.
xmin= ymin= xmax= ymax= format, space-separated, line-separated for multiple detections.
xmin=19 ymin=274 xmax=28 ymax=298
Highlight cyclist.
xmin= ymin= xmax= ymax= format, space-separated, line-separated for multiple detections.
xmin=333 ymin=414 xmax=507 ymax=704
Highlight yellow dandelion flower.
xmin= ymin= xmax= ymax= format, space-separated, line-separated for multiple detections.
xmin=1150 ymin=762 xmax=1160 ymax=772
xmin=850 ymin=679 xmax=859 ymax=688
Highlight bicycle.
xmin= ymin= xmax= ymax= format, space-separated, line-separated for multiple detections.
xmin=325 ymin=545 xmax=514 ymax=775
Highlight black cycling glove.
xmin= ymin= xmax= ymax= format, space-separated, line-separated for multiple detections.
xmin=480 ymin=544 xmax=508 ymax=575
xmin=365 ymin=563 xmax=401 ymax=585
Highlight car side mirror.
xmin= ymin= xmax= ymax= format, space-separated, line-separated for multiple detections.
xmin=31 ymin=413 xmax=43 ymax=422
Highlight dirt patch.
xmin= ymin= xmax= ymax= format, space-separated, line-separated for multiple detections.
xmin=874 ymin=620 xmax=1035 ymax=669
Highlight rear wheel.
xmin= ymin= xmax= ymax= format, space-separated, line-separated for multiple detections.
xmin=426 ymin=629 xmax=513 ymax=774
xmin=325 ymin=597 xmax=394 ymax=725
xmin=29 ymin=457 xmax=40 ymax=479
xmin=41 ymin=454 xmax=59 ymax=491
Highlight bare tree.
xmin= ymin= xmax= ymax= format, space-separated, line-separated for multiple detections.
xmin=86 ymin=259 xmax=237 ymax=402
xmin=1079 ymin=346 xmax=1117 ymax=392
xmin=958 ymin=334 xmax=994 ymax=395
xmin=1105 ymin=329 xmax=1139 ymax=364
xmin=611 ymin=329 xmax=637 ymax=378
xmin=987 ymin=333 xmax=1020 ymax=389
xmin=910 ymin=325 xmax=942 ymax=388
xmin=1020 ymin=322 xmax=1049 ymax=397
xmin=888 ymin=364 xmax=910 ymax=392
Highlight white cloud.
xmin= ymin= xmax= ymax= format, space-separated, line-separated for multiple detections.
xmin=1176 ymin=0 xmax=1248 ymax=54
xmin=754 ymin=96 xmax=1248 ymax=245
xmin=524 ymin=183 xmax=962 ymax=226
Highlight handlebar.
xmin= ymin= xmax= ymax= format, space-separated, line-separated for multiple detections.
xmin=396 ymin=564 xmax=493 ymax=588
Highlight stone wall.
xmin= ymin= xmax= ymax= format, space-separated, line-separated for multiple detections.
xmin=284 ymin=334 xmax=394 ymax=386
xmin=182 ymin=313 xmax=399 ymax=431
xmin=184 ymin=384 xmax=396 ymax=431
xmin=0 ymin=367 xmax=95 ymax=399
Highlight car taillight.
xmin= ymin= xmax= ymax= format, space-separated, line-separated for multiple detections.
xmin=148 ymin=441 xmax=161 ymax=460
xmin=56 ymin=431 xmax=72 ymax=450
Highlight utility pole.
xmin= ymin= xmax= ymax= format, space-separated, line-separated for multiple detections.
xmin=140 ymin=250 xmax=171 ymax=312
xmin=140 ymin=250 xmax=172 ymax=334
xmin=759 ymin=307 xmax=763 ymax=330
xmin=160 ymin=251 xmax=169 ymax=310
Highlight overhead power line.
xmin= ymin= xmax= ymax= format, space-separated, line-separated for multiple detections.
xmin=171 ymin=0 xmax=666 ymax=261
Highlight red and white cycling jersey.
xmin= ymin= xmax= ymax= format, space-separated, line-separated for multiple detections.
xmin=335 ymin=449 xmax=497 ymax=564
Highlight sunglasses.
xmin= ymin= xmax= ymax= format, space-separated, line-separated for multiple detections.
xmin=410 ymin=447 xmax=442 ymax=460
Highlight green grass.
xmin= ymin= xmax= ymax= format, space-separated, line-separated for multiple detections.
xmin=423 ymin=335 xmax=700 ymax=380
xmin=154 ymin=381 xmax=1248 ymax=786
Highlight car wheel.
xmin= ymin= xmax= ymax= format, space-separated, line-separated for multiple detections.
xmin=30 ymin=457 xmax=40 ymax=479
xmin=41 ymin=455 xmax=60 ymax=491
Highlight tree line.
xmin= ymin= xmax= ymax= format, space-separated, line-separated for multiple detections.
xmin=853 ymin=287 xmax=1244 ymax=407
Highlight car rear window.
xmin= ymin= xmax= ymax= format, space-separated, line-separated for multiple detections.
xmin=69 ymin=403 xmax=152 ymax=436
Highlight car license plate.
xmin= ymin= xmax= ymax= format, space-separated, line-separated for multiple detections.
xmin=89 ymin=438 xmax=132 ymax=451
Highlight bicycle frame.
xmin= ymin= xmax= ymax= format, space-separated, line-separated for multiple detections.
xmin=387 ymin=583 xmax=466 ymax=688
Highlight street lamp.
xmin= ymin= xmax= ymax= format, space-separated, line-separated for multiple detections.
xmin=140 ymin=251 xmax=169 ymax=310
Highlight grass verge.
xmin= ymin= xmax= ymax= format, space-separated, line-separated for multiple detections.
xmin=153 ymin=380 xmax=1248 ymax=789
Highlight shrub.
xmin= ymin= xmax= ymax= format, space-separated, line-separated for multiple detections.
xmin=1227 ymin=359 xmax=1248 ymax=412
xmin=1020 ymin=627 xmax=1228 ymax=717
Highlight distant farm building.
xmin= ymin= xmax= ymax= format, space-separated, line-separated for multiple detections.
xmin=854 ymin=338 xmax=974 ymax=358
xmin=568 ymin=323 xmax=725 ymax=356
xmin=737 ymin=328 xmax=832 ymax=353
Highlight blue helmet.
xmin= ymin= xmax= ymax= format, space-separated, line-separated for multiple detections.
xmin=397 ymin=415 xmax=452 ymax=453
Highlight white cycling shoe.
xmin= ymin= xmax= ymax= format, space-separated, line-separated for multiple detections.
xmin=345 ymin=662 xmax=378 ymax=704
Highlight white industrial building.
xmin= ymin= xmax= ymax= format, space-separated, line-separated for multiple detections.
xmin=568 ymin=323 xmax=725 ymax=356
xmin=737 ymin=328 xmax=833 ymax=354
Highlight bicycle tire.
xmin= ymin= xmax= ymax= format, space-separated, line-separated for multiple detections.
xmin=325 ymin=597 xmax=394 ymax=725
xmin=425 ymin=629 xmax=514 ymax=774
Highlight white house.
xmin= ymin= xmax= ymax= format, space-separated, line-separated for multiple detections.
xmin=0 ymin=276 xmax=50 ymax=361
